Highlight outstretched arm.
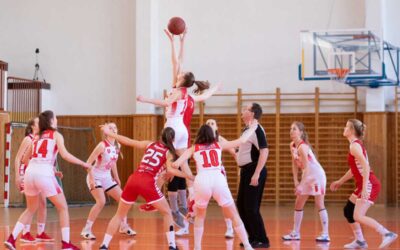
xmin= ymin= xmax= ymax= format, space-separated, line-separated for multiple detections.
xmin=219 ymin=135 xmax=238 ymax=163
xmin=137 ymin=90 xmax=181 ymax=107
xmin=55 ymin=132 xmax=91 ymax=169
xmin=220 ymin=120 xmax=258 ymax=150
xmin=166 ymin=152 xmax=193 ymax=180
xmin=191 ymin=83 xmax=221 ymax=102
xmin=172 ymin=146 xmax=194 ymax=169
xmin=101 ymin=125 xmax=152 ymax=149
xmin=164 ymin=29 xmax=179 ymax=88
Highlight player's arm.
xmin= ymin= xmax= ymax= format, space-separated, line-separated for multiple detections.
xmin=191 ymin=83 xmax=221 ymax=102
xmin=220 ymin=121 xmax=258 ymax=150
xmin=100 ymin=125 xmax=152 ymax=149
xmin=297 ymin=144 xmax=314 ymax=185
xmin=219 ymin=135 xmax=238 ymax=163
xmin=330 ymin=169 xmax=353 ymax=191
xmin=172 ymin=146 xmax=194 ymax=169
xmin=111 ymin=163 xmax=121 ymax=186
xmin=86 ymin=142 xmax=104 ymax=165
xmin=137 ymin=91 xmax=180 ymax=107
xmin=55 ymin=132 xmax=91 ymax=169
xmin=166 ymin=152 xmax=193 ymax=180
xmin=290 ymin=142 xmax=299 ymax=187
xmin=350 ymin=143 xmax=370 ymax=199
xmin=164 ymin=29 xmax=179 ymax=87
xmin=14 ymin=137 xmax=32 ymax=186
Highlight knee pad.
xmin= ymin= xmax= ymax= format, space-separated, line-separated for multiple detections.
xmin=343 ymin=200 xmax=355 ymax=223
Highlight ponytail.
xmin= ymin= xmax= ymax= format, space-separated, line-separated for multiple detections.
xmin=193 ymin=80 xmax=210 ymax=94
xmin=25 ymin=117 xmax=37 ymax=136
xmin=162 ymin=127 xmax=178 ymax=161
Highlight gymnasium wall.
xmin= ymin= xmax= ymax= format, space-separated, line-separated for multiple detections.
xmin=152 ymin=0 xmax=365 ymax=103
xmin=0 ymin=0 xmax=136 ymax=115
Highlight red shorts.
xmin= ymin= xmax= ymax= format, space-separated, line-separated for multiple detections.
xmin=121 ymin=172 xmax=164 ymax=204
xmin=353 ymin=176 xmax=381 ymax=203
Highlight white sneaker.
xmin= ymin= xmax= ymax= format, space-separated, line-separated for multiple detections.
xmin=175 ymin=227 xmax=189 ymax=236
xmin=119 ymin=225 xmax=137 ymax=236
xmin=225 ymin=228 xmax=234 ymax=238
xmin=282 ymin=231 xmax=300 ymax=241
xmin=379 ymin=232 xmax=398 ymax=249
xmin=344 ymin=239 xmax=368 ymax=249
xmin=315 ymin=234 xmax=330 ymax=242
xmin=80 ymin=228 xmax=96 ymax=240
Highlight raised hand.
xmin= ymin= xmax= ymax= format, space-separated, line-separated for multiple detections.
xmin=179 ymin=27 xmax=188 ymax=42
xmin=136 ymin=95 xmax=144 ymax=102
xmin=164 ymin=29 xmax=174 ymax=42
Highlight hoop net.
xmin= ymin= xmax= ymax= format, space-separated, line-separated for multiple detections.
xmin=328 ymin=68 xmax=350 ymax=82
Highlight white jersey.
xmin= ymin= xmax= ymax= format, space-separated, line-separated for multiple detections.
xmin=165 ymin=87 xmax=190 ymax=121
xmin=92 ymin=140 xmax=119 ymax=178
xmin=27 ymin=130 xmax=58 ymax=176
xmin=291 ymin=141 xmax=326 ymax=195
xmin=193 ymin=142 xmax=223 ymax=173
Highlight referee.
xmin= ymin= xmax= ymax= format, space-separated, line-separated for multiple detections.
xmin=237 ymin=103 xmax=270 ymax=248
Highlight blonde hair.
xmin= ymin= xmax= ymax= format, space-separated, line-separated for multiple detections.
xmin=103 ymin=121 xmax=123 ymax=160
xmin=292 ymin=121 xmax=310 ymax=145
xmin=347 ymin=119 xmax=366 ymax=139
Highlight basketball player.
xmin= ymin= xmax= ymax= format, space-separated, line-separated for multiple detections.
xmin=14 ymin=117 xmax=54 ymax=243
xmin=331 ymin=119 xmax=397 ymax=249
xmin=205 ymin=119 xmax=238 ymax=238
xmin=136 ymin=28 xmax=220 ymax=229
xmin=282 ymin=121 xmax=330 ymax=242
xmin=172 ymin=122 xmax=259 ymax=250
xmin=81 ymin=122 xmax=135 ymax=240
xmin=98 ymin=126 xmax=193 ymax=250
xmin=4 ymin=110 xmax=92 ymax=250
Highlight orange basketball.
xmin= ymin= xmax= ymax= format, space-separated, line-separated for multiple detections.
xmin=167 ymin=17 xmax=186 ymax=35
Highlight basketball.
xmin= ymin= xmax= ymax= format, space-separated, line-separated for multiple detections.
xmin=167 ymin=17 xmax=186 ymax=35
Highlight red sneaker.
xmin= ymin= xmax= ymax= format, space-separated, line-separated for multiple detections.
xmin=139 ymin=203 xmax=157 ymax=212
xmin=61 ymin=240 xmax=80 ymax=250
xmin=36 ymin=232 xmax=54 ymax=242
xmin=4 ymin=234 xmax=16 ymax=250
xmin=21 ymin=232 xmax=36 ymax=243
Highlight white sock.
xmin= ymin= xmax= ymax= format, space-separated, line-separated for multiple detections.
xmin=194 ymin=227 xmax=204 ymax=250
xmin=102 ymin=233 xmax=113 ymax=247
xmin=84 ymin=220 xmax=94 ymax=231
xmin=225 ymin=219 xmax=233 ymax=230
xmin=168 ymin=192 xmax=179 ymax=212
xmin=318 ymin=209 xmax=329 ymax=235
xmin=166 ymin=231 xmax=176 ymax=248
xmin=37 ymin=223 xmax=45 ymax=235
xmin=376 ymin=225 xmax=390 ymax=236
xmin=234 ymin=224 xmax=251 ymax=248
xmin=293 ymin=210 xmax=303 ymax=233
xmin=23 ymin=224 xmax=31 ymax=234
xmin=12 ymin=222 xmax=25 ymax=239
xmin=61 ymin=227 xmax=70 ymax=243
xmin=353 ymin=227 xmax=365 ymax=241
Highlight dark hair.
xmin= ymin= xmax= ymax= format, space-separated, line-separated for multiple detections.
xmin=181 ymin=72 xmax=210 ymax=94
xmin=251 ymin=103 xmax=263 ymax=120
xmin=348 ymin=119 xmax=366 ymax=139
xmin=25 ymin=117 xmax=37 ymax=136
xmin=39 ymin=110 xmax=56 ymax=136
xmin=292 ymin=121 xmax=310 ymax=145
xmin=194 ymin=125 xmax=217 ymax=145
xmin=161 ymin=127 xmax=178 ymax=161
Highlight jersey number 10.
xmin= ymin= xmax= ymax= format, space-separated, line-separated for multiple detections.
xmin=200 ymin=150 xmax=220 ymax=168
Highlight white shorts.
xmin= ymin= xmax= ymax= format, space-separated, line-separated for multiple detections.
xmin=24 ymin=172 xmax=63 ymax=197
xmin=86 ymin=174 xmax=118 ymax=192
xmin=194 ymin=170 xmax=234 ymax=208
xmin=165 ymin=120 xmax=189 ymax=150
xmin=299 ymin=168 xmax=326 ymax=196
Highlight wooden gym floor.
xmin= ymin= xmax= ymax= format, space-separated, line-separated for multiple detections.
xmin=0 ymin=203 xmax=399 ymax=249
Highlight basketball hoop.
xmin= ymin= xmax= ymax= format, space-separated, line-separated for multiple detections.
xmin=328 ymin=68 xmax=350 ymax=82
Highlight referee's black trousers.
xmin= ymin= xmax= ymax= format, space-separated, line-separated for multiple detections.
xmin=237 ymin=164 xmax=269 ymax=244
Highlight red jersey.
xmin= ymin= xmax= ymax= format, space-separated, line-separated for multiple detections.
xmin=348 ymin=139 xmax=379 ymax=186
xmin=136 ymin=142 xmax=169 ymax=177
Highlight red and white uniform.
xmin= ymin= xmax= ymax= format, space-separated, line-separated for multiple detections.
xmin=24 ymin=130 xmax=62 ymax=197
xmin=348 ymin=139 xmax=381 ymax=203
xmin=193 ymin=142 xmax=234 ymax=208
xmin=86 ymin=140 xmax=119 ymax=191
xmin=18 ymin=134 xmax=34 ymax=192
xmin=165 ymin=87 xmax=194 ymax=149
xmin=121 ymin=142 xmax=168 ymax=204
xmin=291 ymin=141 xmax=326 ymax=196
